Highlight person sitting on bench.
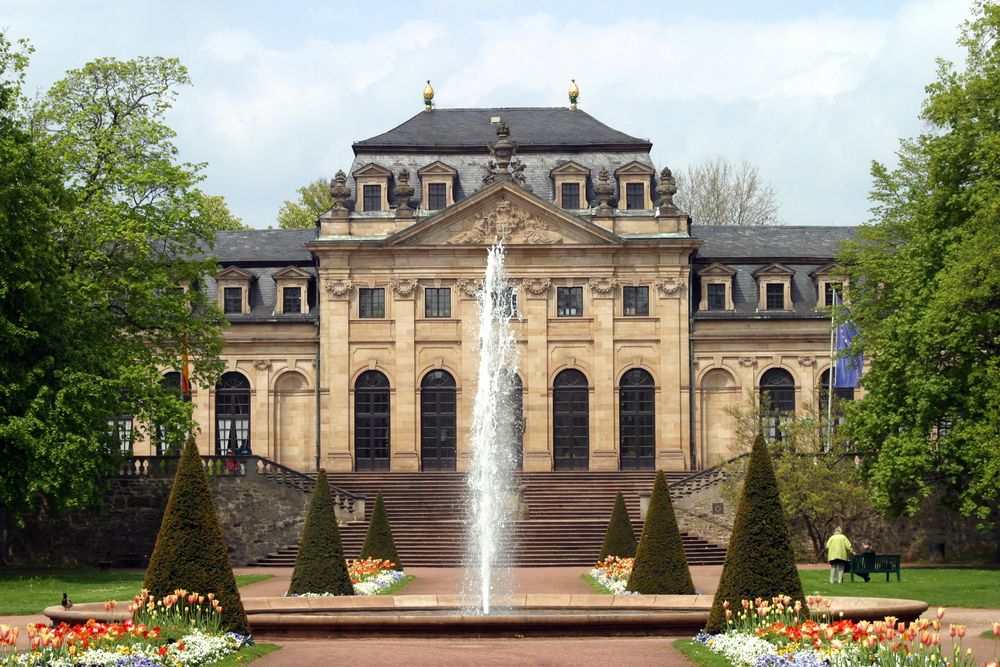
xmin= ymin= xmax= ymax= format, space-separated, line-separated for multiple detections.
xmin=858 ymin=540 xmax=875 ymax=582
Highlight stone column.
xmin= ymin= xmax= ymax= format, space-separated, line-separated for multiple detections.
xmin=391 ymin=279 xmax=419 ymax=471
xmin=252 ymin=360 xmax=272 ymax=459
xmin=456 ymin=278 xmax=480 ymax=472
xmin=655 ymin=275 xmax=688 ymax=470
xmin=323 ymin=277 xmax=354 ymax=471
xmin=589 ymin=277 xmax=618 ymax=471
xmin=522 ymin=278 xmax=551 ymax=471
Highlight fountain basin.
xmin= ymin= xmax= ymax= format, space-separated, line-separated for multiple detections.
xmin=46 ymin=595 xmax=928 ymax=638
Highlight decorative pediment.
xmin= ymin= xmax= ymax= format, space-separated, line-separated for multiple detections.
xmin=417 ymin=161 xmax=458 ymax=177
xmin=699 ymin=262 xmax=737 ymax=277
xmin=217 ymin=266 xmax=254 ymax=281
xmin=752 ymin=263 xmax=795 ymax=278
xmin=809 ymin=262 xmax=846 ymax=279
xmin=550 ymin=161 xmax=590 ymax=177
xmin=382 ymin=181 xmax=621 ymax=247
xmin=352 ymin=162 xmax=392 ymax=178
xmin=273 ymin=266 xmax=311 ymax=281
xmin=614 ymin=161 xmax=656 ymax=177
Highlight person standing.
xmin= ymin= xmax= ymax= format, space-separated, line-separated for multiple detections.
xmin=826 ymin=527 xmax=852 ymax=584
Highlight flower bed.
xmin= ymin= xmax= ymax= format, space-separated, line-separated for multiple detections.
xmin=697 ymin=594 xmax=1000 ymax=667
xmin=587 ymin=556 xmax=638 ymax=595
xmin=286 ymin=558 xmax=406 ymax=597
xmin=0 ymin=589 xmax=256 ymax=667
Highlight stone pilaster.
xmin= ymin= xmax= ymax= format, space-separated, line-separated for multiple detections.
xmin=324 ymin=278 xmax=354 ymax=471
xmin=391 ymin=279 xmax=419 ymax=471
xmin=522 ymin=278 xmax=551 ymax=471
xmin=656 ymin=274 xmax=688 ymax=470
xmin=589 ymin=278 xmax=618 ymax=470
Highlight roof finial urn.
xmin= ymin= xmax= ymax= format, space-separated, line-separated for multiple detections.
xmin=568 ymin=79 xmax=579 ymax=110
xmin=593 ymin=167 xmax=614 ymax=216
xmin=655 ymin=166 xmax=678 ymax=210
xmin=329 ymin=170 xmax=351 ymax=210
xmin=423 ymin=80 xmax=434 ymax=111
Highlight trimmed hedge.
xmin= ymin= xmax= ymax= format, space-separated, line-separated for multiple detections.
xmin=626 ymin=470 xmax=694 ymax=594
xmin=287 ymin=469 xmax=354 ymax=595
xmin=599 ymin=491 xmax=637 ymax=560
xmin=706 ymin=434 xmax=805 ymax=633
xmin=143 ymin=436 xmax=250 ymax=634
xmin=359 ymin=493 xmax=402 ymax=571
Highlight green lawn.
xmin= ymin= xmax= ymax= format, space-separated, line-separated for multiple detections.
xmin=0 ymin=572 xmax=272 ymax=615
xmin=377 ymin=575 xmax=415 ymax=595
xmin=581 ymin=573 xmax=614 ymax=594
xmin=212 ymin=643 xmax=279 ymax=665
xmin=798 ymin=567 xmax=1000 ymax=608
xmin=674 ymin=639 xmax=732 ymax=667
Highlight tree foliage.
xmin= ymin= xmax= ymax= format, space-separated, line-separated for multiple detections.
xmin=196 ymin=193 xmax=248 ymax=230
xmin=599 ymin=491 xmax=637 ymax=560
xmin=707 ymin=435 xmax=805 ymax=633
xmin=277 ymin=177 xmax=330 ymax=228
xmin=838 ymin=3 xmax=1000 ymax=558
xmin=625 ymin=471 xmax=694 ymax=594
xmin=359 ymin=493 xmax=403 ymax=570
xmin=674 ymin=156 xmax=780 ymax=226
xmin=288 ymin=470 xmax=354 ymax=595
xmin=143 ymin=437 xmax=249 ymax=634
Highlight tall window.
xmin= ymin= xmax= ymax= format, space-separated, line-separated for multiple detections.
xmin=425 ymin=287 xmax=451 ymax=318
xmin=283 ymin=286 xmax=301 ymax=314
xmin=359 ymin=288 xmax=385 ymax=318
xmin=557 ymin=286 xmax=583 ymax=317
xmin=427 ymin=183 xmax=447 ymax=209
xmin=818 ymin=369 xmax=854 ymax=418
xmin=223 ymin=287 xmax=242 ymax=314
xmin=156 ymin=371 xmax=183 ymax=456
xmin=504 ymin=372 xmax=524 ymax=470
xmin=623 ymin=286 xmax=649 ymax=316
xmin=625 ymin=183 xmax=645 ymax=209
xmin=491 ymin=286 xmax=517 ymax=319
xmin=561 ymin=182 xmax=580 ymax=209
xmin=765 ymin=283 xmax=785 ymax=310
xmin=216 ymin=372 xmax=251 ymax=456
xmin=355 ymin=371 xmax=390 ymax=471
xmin=420 ymin=370 xmax=457 ymax=471
xmin=619 ymin=369 xmax=654 ymax=470
xmin=760 ymin=368 xmax=795 ymax=442
xmin=109 ymin=416 xmax=134 ymax=455
xmin=824 ymin=282 xmax=843 ymax=307
xmin=553 ymin=369 xmax=589 ymax=470
xmin=707 ymin=283 xmax=727 ymax=311
xmin=363 ymin=184 xmax=382 ymax=211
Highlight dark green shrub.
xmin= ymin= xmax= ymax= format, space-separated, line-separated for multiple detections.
xmin=706 ymin=434 xmax=806 ymax=633
xmin=359 ymin=493 xmax=402 ymax=571
xmin=287 ymin=469 xmax=354 ymax=595
xmin=143 ymin=435 xmax=250 ymax=634
xmin=599 ymin=491 xmax=637 ymax=560
xmin=626 ymin=470 xmax=694 ymax=594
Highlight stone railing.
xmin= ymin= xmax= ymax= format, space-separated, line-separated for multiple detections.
xmin=668 ymin=453 xmax=747 ymax=499
xmin=119 ymin=455 xmax=365 ymax=523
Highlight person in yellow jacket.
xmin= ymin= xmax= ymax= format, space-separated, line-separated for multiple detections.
xmin=826 ymin=527 xmax=853 ymax=584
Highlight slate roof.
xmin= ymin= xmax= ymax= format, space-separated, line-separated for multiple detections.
xmin=210 ymin=228 xmax=317 ymax=264
xmin=354 ymin=108 xmax=651 ymax=152
xmin=691 ymin=225 xmax=857 ymax=261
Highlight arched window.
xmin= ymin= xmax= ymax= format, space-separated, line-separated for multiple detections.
xmin=619 ymin=369 xmax=655 ymax=470
xmin=420 ymin=370 xmax=456 ymax=471
xmin=355 ymin=371 xmax=391 ymax=471
xmin=760 ymin=368 xmax=795 ymax=442
xmin=156 ymin=371 xmax=183 ymax=456
xmin=499 ymin=371 xmax=524 ymax=470
xmin=553 ymin=369 xmax=589 ymax=470
xmin=216 ymin=372 xmax=251 ymax=456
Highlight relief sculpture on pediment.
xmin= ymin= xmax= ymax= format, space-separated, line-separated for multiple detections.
xmin=446 ymin=196 xmax=563 ymax=245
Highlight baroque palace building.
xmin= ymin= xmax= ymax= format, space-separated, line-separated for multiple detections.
xmin=147 ymin=88 xmax=857 ymax=474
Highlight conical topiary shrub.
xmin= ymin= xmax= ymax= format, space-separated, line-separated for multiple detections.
xmin=705 ymin=434 xmax=805 ymax=633
xmin=143 ymin=435 xmax=250 ymax=634
xmin=626 ymin=471 xmax=695 ymax=594
xmin=287 ymin=469 xmax=354 ymax=595
xmin=599 ymin=491 xmax=637 ymax=560
xmin=359 ymin=493 xmax=402 ymax=571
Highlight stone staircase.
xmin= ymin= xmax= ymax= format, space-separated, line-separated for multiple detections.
xmin=251 ymin=470 xmax=728 ymax=567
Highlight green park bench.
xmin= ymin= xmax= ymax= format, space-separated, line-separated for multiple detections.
xmin=849 ymin=553 xmax=901 ymax=582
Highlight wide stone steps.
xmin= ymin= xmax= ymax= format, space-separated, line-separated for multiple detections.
xmin=251 ymin=470 xmax=727 ymax=567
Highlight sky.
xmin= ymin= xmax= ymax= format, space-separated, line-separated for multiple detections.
xmin=1 ymin=0 xmax=971 ymax=228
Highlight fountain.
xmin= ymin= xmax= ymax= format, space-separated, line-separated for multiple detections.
xmin=464 ymin=242 xmax=520 ymax=614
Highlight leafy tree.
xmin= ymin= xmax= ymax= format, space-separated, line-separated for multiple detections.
xmin=722 ymin=391 xmax=877 ymax=561
xmin=838 ymin=2 xmax=1000 ymax=559
xmin=707 ymin=435 xmax=805 ymax=633
xmin=277 ymin=177 xmax=330 ymax=228
xmin=598 ymin=491 xmax=637 ymax=560
xmin=625 ymin=471 xmax=694 ymax=594
xmin=359 ymin=492 xmax=403 ymax=571
xmin=288 ymin=470 xmax=354 ymax=595
xmin=143 ymin=436 xmax=250 ymax=634
xmin=197 ymin=193 xmax=248 ymax=230
xmin=674 ymin=156 xmax=780 ymax=226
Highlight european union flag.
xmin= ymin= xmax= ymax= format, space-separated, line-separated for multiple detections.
xmin=832 ymin=292 xmax=862 ymax=389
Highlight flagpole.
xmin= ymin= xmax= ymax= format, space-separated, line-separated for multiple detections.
xmin=827 ymin=291 xmax=837 ymax=451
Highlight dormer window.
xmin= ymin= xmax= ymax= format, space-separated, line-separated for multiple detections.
xmin=753 ymin=263 xmax=795 ymax=312
xmin=615 ymin=161 xmax=655 ymax=210
xmin=217 ymin=266 xmax=253 ymax=315
xmin=810 ymin=263 xmax=848 ymax=308
xmin=698 ymin=263 xmax=736 ymax=312
xmin=550 ymin=161 xmax=589 ymax=209
xmin=274 ymin=266 xmax=311 ymax=315
xmin=352 ymin=163 xmax=392 ymax=212
xmin=418 ymin=161 xmax=457 ymax=210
